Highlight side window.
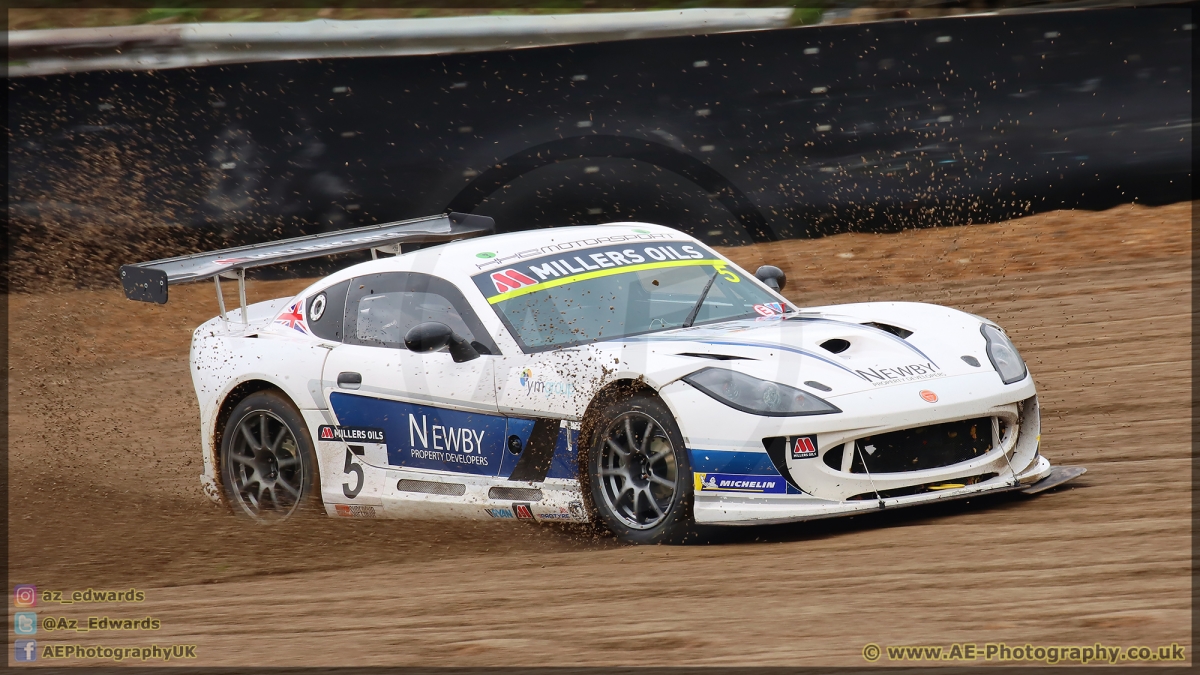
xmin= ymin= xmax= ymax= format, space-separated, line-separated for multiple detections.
xmin=344 ymin=272 xmax=500 ymax=355
xmin=307 ymin=279 xmax=350 ymax=342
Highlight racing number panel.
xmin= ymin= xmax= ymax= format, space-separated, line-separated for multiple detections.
xmin=328 ymin=392 xmax=578 ymax=481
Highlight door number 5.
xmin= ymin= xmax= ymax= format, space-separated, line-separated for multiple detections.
xmin=342 ymin=447 xmax=364 ymax=498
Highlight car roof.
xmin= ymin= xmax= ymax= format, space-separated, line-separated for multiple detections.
xmin=312 ymin=221 xmax=700 ymax=289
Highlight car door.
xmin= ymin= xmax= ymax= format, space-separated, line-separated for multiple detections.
xmin=321 ymin=271 xmax=510 ymax=478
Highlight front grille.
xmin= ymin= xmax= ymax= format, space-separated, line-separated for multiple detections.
xmin=396 ymin=479 xmax=466 ymax=496
xmin=816 ymin=416 xmax=1004 ymax=474
xmin=488 ymin=487 xmax=543 ymax=502
xmin=848 ymin=416 xmax=995 ymax=474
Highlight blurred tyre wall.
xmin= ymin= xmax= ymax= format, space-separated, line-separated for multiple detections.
xmin=8 ymin=6 xmax=1191 ymax=260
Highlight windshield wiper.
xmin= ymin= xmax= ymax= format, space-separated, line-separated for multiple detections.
xmin=682 ymin=269 xmax=719 ymax=328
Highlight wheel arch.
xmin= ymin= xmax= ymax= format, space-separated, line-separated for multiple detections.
xmin=577 ymin=376 xmax=673 ymax=491
xmin=576 ymin=376 xmax=697 ymax=543
xmin=579 ymin=377 xmax=659 ymax=447
xmin=213 ymin=380 xmax=288 ymax=451
xmin=206 ymin=378 xmax=292 ymax=503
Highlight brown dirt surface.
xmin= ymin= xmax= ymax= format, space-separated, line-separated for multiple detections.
xmin=7 ymin=202 xmax=1192 ymax=666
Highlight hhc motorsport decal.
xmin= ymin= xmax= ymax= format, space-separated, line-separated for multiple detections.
xmin=472 ymin=231 xmax=673 ymax=270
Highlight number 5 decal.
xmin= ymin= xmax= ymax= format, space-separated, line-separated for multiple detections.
xmin=343 ymin=446 xmax=364 ymax=498
xmin=715 ymin=264 xmax=740 ymax=283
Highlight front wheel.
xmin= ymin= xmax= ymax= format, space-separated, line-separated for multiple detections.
xmin=584 ymin=393 xmax=695 ymax=544
xmin=220 ymin=390 xmax=321 ymax=522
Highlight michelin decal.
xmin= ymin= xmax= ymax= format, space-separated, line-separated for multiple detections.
xmin=694 ymin=472 xmax=786 ymax=494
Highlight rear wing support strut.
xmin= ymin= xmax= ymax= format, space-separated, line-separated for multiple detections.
xmin=119 ymin=212 xmax=494 ymax=317
xmin=212 ymin=270 xmax=249 ymax=324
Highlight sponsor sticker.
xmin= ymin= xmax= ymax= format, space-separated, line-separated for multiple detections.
xmin=318 ymin=425 xmax=386 ymax=443
xmin=485 ymin=507 xmax=514 ymax=519
xmin=920 ymin=390 xmax=939 ymax=403
xmin=516 ymin=367 xmax=576 ymax=398
xmin=472 ymin=240 xmax=723 ymax=303
xmin=473 ymin=232 xmax=673 ymax=270
xmin=329 ymin=394 xmax=515 ymax=476
xmin=753 ymin=302 xmax=785 ymax=316
xmin=855 ymin=362 xmax=946 ymax=387
xmin=334 ymin=504 xmax=377 ymax=518
xmin=491 ymin=269 xmax=539 ymax=293
xmin=513 ymin=503 xmax=536 ymax=520
xmin=534 ymin=505 xmax=588 ymax=522
xmin=790 ymin=435 xmax=819 ymax=459
xmin=536 ymin=510 xmax=574 ymax=521
xmin=693 ymin=472 xmax=786 ymax=494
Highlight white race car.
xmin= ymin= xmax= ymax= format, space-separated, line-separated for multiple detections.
xmin=121 ymin=212 xmax=1084 ymax=544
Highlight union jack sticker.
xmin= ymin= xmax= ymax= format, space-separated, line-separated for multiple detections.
xmin=275 ymin=301 xmax=308 ymax=334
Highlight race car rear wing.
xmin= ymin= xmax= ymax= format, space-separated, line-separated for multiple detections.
xmin=119 ymin=211 xmax=494 ymax=320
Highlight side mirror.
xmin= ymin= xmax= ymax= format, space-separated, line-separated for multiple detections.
xmin=403 ymin=322 xmax=481 ymax=363
xmin=754 ymin=265 xmax=787 ymax=292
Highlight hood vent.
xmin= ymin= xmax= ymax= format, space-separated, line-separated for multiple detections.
xmin=677 ymin=352 xmax=750 ymax=361
xmin=820 ymin=339 xmax=850 ymax=354
xmin=862 ymin=322 xmax=913 ymax=339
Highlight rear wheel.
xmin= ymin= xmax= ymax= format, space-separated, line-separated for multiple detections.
xmin=220 ymin=390 xmax=320 ymax=522
xmin=585 ymin=393 xmax=695 ymax=544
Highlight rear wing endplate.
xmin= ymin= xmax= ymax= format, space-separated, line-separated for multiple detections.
xmin=119 ymin=211 xmax=493 ymax=319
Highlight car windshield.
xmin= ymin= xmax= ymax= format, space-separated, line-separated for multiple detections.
xmin=473 ymin=241 xmax=788 ymax=351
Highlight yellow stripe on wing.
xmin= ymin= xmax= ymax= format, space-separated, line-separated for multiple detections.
xmin=487 ymin=258 xmax=726 ymax=304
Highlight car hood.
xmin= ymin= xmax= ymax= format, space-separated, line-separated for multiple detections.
xmin=605 ymin=301 xmax=1000 ymax=398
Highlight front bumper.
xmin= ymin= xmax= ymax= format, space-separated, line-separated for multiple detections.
xmin=694 ymin=455 xmax=1056 ymax=525
xmin=659 ymin=371 xmax=1048 ymax=524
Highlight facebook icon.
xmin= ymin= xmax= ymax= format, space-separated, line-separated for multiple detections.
xmin=15 ymin=639 xmax=37 ymax=662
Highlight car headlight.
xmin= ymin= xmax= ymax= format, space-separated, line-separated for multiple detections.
xmin=682 ymin=368 xmax=841 ymax=416
xmin=981 ymin=323 xmax=1027 ymax=384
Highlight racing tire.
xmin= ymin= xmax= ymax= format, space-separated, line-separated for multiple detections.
xmin=584 ymin=393 xmax=696 ymax=544
xmin=220 ymin=390 xmax=321 ymax=522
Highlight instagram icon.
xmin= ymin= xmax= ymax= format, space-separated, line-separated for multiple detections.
xmin=13 ymin=585 xmax=37 ymax=607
